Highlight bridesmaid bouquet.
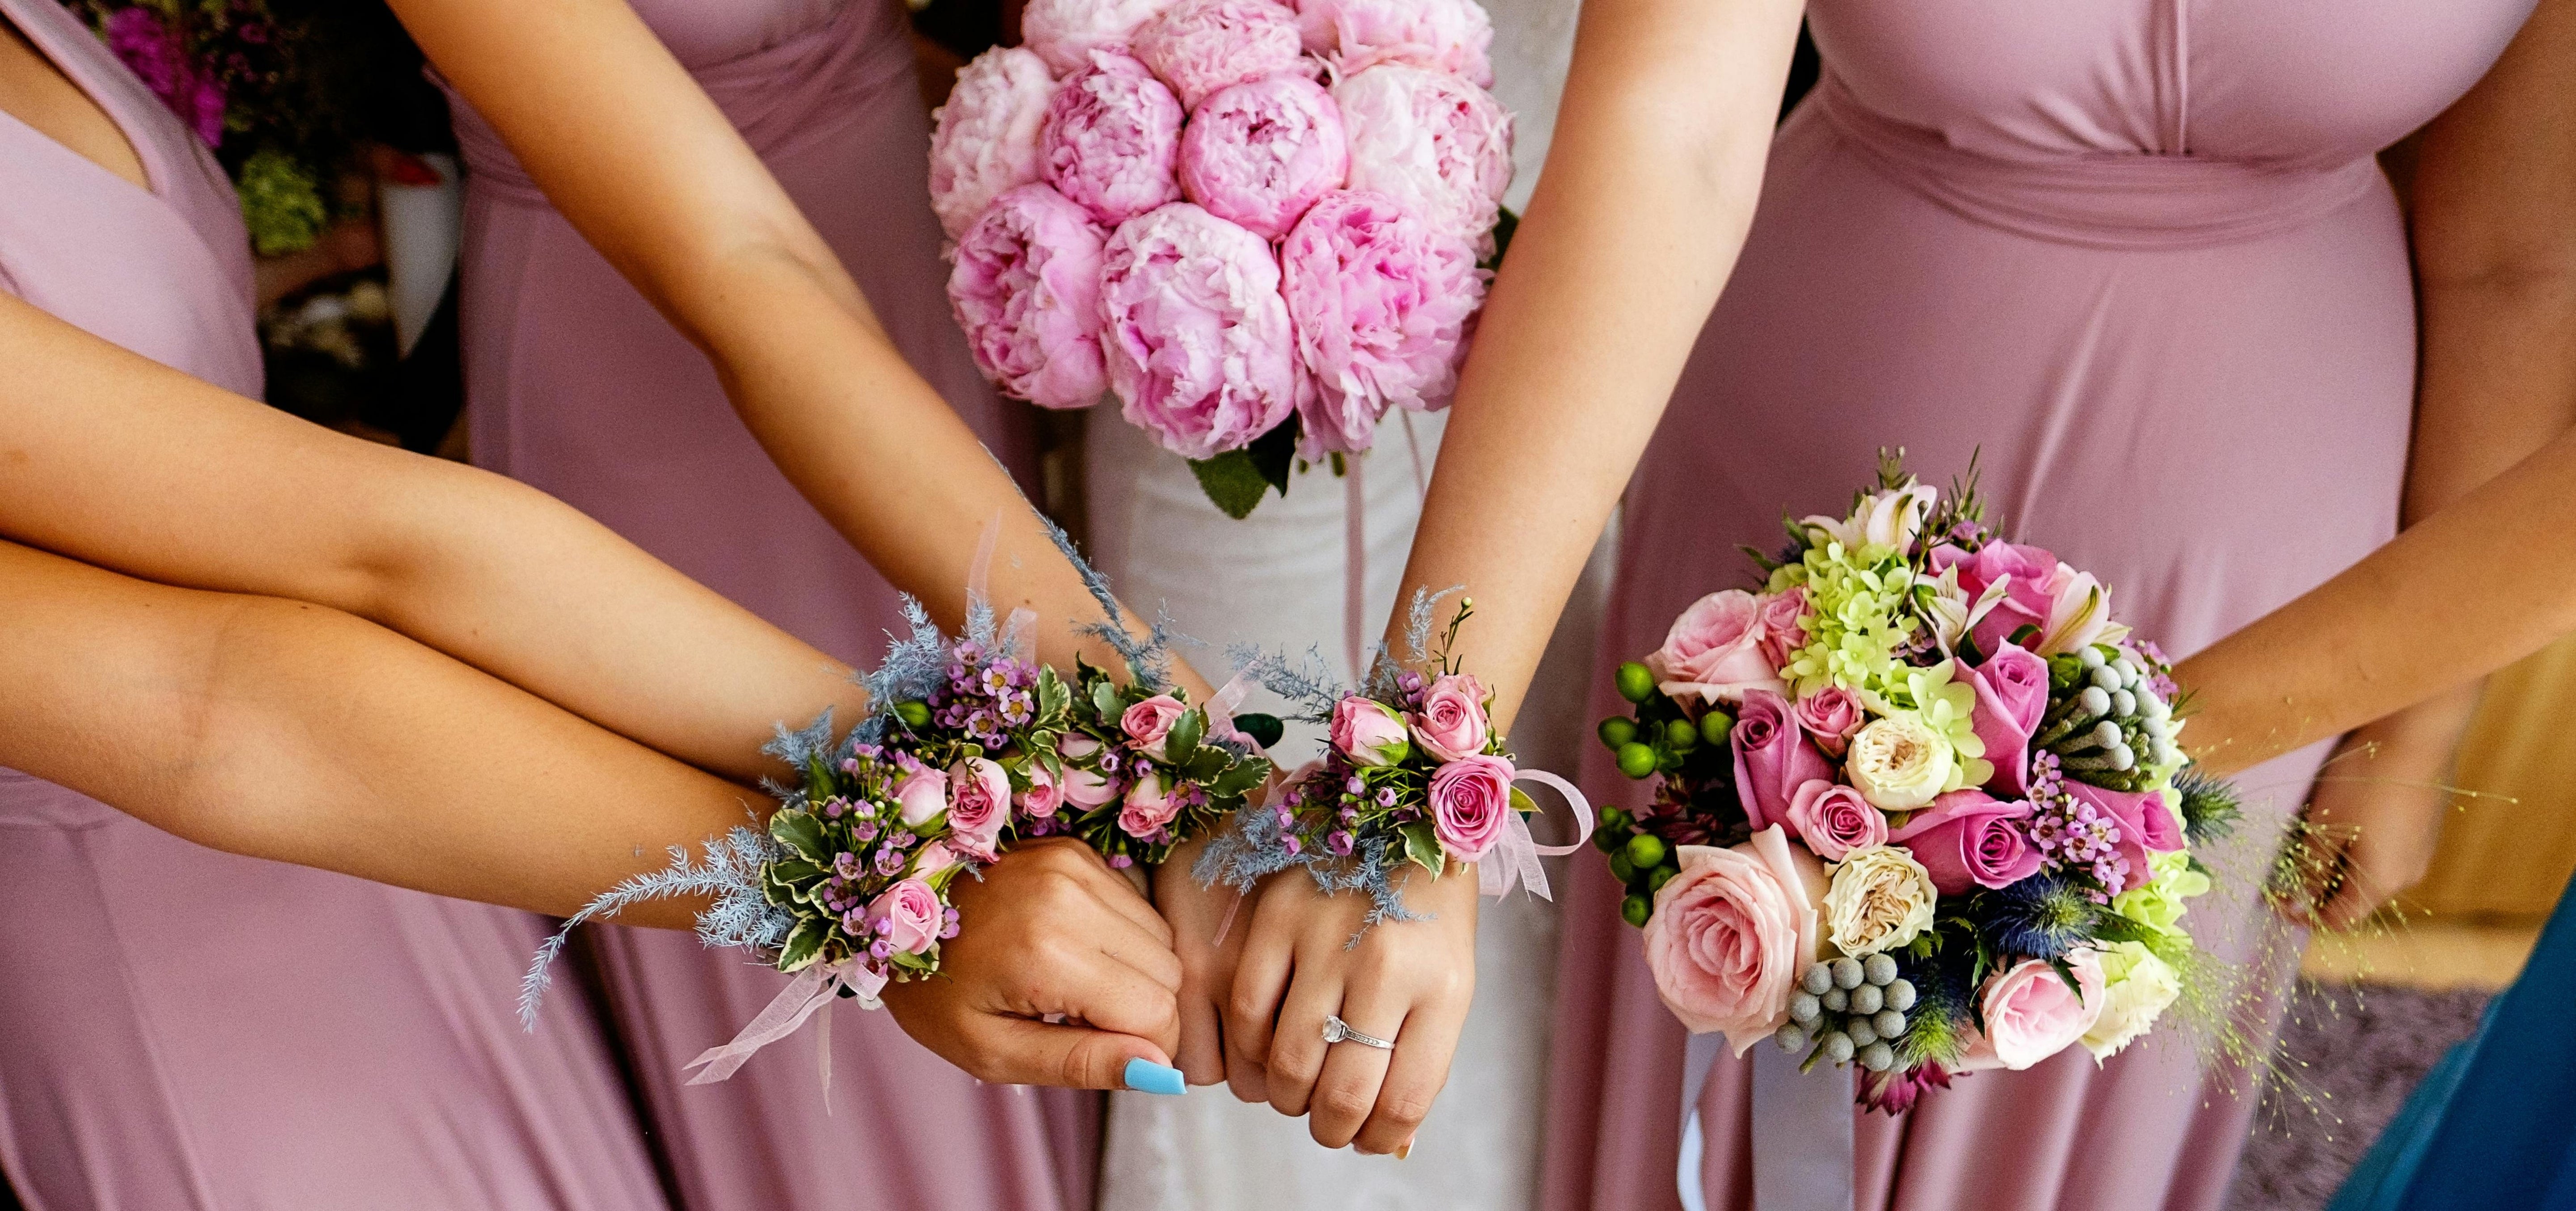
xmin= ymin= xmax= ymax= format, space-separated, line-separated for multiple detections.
xmin=930 ymin=0 xmax=1514 ymax=518
xmin=1595 ymin=457 xmax=2240 ymax=1113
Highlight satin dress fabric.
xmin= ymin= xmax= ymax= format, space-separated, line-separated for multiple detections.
xmin=0 ymin=0 xmax=669 ymax=1206
xmin=1538 ymin=3 xmax=2539 ymax=1210
xmin=439 ymin=2 xmax=1089 ymax=1208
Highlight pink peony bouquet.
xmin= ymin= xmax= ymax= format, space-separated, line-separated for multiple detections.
xmin=932 ymin=0 xmax=1515 ymax=517
xmin=1595 ymin=457 xmax=2237 ymax=1113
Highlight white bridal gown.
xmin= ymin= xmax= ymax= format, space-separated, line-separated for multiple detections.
xmin=1089 ymin=3 xmax=1587 ymax=1205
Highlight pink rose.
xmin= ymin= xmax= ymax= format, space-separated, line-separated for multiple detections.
xmin=869 ymin=878 xmax=945 ymax=955
xmin=1966 ymin=643 xmax=2051 ymax=795
xmin=1178 ymin=76 xmax=1347 ymax=242
xmin=1427 ymin=753 xmax=1513 ymax=863
xmin=1022 ymin=0 xmax=1178 ymax=73
xmin=1755 ymin=588 xmax=1810 ymax=670
xmin=1648 ymin=590 xmax=1787 ymax=707
xmin=948 ymin=184 xmax=1111 ymax=409
xmin=1121 ymin=692 xmax=1186 ymax=757
xmin=928 ymin=47 xmax=1060 ymax=239
xmin=1781 ymin=779 xmax=1885 ymax=863
xmin=1133 ymin=0 xmax=1309 ymax=111
xmin=1331 ymin=695 xmax=1411 ymax=766
xmin=911 ymin=839 xmax=967 ymax=879
xmin=894 ymin=762 xmax=951 ymax=826
xmin=1729 ymin=690 xmax=1832 ymax=834
xmin=1931 ymin=542 xmax=2058 ymax=659
xmin=1959 ymin=953 xmax=2106 ymax=1071
xmin=1887 ymin=789 xmax=2042 ymax=895
xmin=946 ymin=758 xmax=1012 ymax=859
xmin=1061 ymin=763 xmax=1121 ymax=809
xmin=1098 ymin=203 xmax=1301 ymax=460
xmin=1790 ymin=686 xmax=1864 ymax=758
xmin=1331 ymin=64 xmax=1512 ymax=252
xmin=1058 ymin=734 xmax=1102 ymax=759
xmin=1017 ymin=765 xmax=1064 ymax=819
xmin=1290 ymin=0 xmax=1494 ymax=86
xmin=1409 ymin=673 xmax=1491 ymax=762
xmin=2065 ymin=782 xmax=2183 ymax=895
xmin=1282 ymin=190 xmax=1483 ymax=456
xmin=1118 ymin=768 xmax=1180 ymax=838
xmin=1642 ymin=825 xmax=1829 ymax=1054
xmin=1039 ymin=51 xmax=1185 ymax=226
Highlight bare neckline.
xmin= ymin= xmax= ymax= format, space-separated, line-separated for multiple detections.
xmin=0 ymin=4 xmax=162 ymax=200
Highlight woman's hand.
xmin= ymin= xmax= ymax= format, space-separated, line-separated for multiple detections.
xmin=1225 ymin=864 xmax=1478 ymax=1156
xmin=2284 ymin=686 xmax=2480 ymax=932
xmin=1157 ymin=837 xmax=1250 ymax=1088
xmin=884 ymin=838 xmax=1187 ymax=1091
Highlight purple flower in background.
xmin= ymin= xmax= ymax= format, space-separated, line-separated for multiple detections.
xmin=104 ymin=8 xmax=227 ymax=148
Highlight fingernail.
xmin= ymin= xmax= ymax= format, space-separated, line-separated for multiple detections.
xmin=1396 ymin=1137 xmax=1415 ymax=1161
xmin=1123 ymin=1058 xmax=1186 ymax=1096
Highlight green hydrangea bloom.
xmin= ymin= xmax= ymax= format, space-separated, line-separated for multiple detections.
xmin=1897 ymin=660 xmax=1992 ymax=788
xmin=1775 ymin=540 xmax=1918 ymax=702
xmin=237 ymin=147 xmax=328 ymax=257
xmin=2110 ymin=850 xmax=2210 ymax=961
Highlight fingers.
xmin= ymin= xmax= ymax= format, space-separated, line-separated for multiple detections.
xmin=1225 ymin=893 xmax=1298 ymax=1084
xmin=1306 ymin=983 xmax=1403 ymax=1149
xmin=1031 ymin=837 xmax=1174 ymax=946
xmin=1038 ymin=939 xmax=1184 ymax=1060
xmin=1263 ymin=959 xmax=1342 ymax=1120
xmin=1176 ymin=978 xmax=1228 ymax=1086
xmin=964 ymin=1014 xmax=1173 ymax=1090
xmin=1353 ymin=996 xmax=1465 ymax=1155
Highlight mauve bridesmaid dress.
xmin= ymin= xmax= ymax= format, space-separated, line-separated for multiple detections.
xmin=438 ymin=2 xmax=1084 ymax=1209
xmin=0 ymin=0 xmax=669 ymax=1206
xmin=1539 ymin=4 xmax=2538 ymax=1211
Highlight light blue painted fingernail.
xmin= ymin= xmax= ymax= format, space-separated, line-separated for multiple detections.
xmin=1123 ymin=1058 xmax=1186 ymax=1096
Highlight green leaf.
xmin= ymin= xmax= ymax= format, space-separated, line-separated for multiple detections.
xmin=1231 ymin=712 xmax=1285 ymax=749
xmin=1481 ymin=205 xmax=1520 ymax=273
xmin=1211 ymin=757 xmax=1271 ymax=798
xmin=1183 ymin=747 xmax=1229 ymax=782
xmin=1399 ymin=820 xmax=1446 ymax=880
xmin=768 ymin=857 xmax=825 ymax=888
xmin=1038 ymin=669 xmax=1070 ymax=718
xmin=777 ymin=916 xmax=829 ymax=973
xmin=1246 ymin=412 xmax=1299 ymax=495
xmin=1167 ymin=708 xmax=1205 ymax=766
xmin=770 ymin=810 xmax=827 ymax=863
xmin=1093 ymin=678 xmax=1120 ymax=722
xmin=1508 ymin=787 xmax=1538 ymax=817
xmin=1187 ymin=449 xmax=1276 ymax=519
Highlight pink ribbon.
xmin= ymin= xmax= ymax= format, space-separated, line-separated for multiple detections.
xmin=1478 ymin=767 xmax=1594 ymax=901
xmin=682 ymin=959 xmax=886 ymax=1087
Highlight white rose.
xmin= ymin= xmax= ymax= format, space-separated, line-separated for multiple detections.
xmin=1846 ymin=712 xmax=1954 ymax=812
xmin=2080 ymin=942 xmax=2182 ymax=1062
xmin=1822 ymin=844 xmax=1936 ymax=957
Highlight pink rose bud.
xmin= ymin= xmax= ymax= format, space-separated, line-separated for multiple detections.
xmin=1121 ymin=693 xmax=1187 ymax=758
xmin=1133 ymin=0 xmax=1308 ymax=111
xmin=1061 ymin=763 xmax=1121 ymax=809
xmin=1022 ymin=0 xmax=1179 ymax=74
xmin=1178 ymin=76 xmax=1347 ymax=242
xmin=1427 ymin=753 xmax=1514 ymax=863
xmin=1755 ymin=589 xmax=1812 ymax=671
xmin=1118 ymin=768 xmax=1181 ymax=837
xmin=928 ymin=47 xmax=1060 ymax=240
xmin=1966 ymin=644 xmax=2051 ymax=794
xmin=1790 ymin=685 xmax=1864 ymax=757
xmin=1887 ymin=789 xmax=2042 ymax=895
xmin=1018 ymin=765 xmax=1064 ymax=819
xmin=1642 ymin=826 xmax=1828 ymax=1054
xmin=1409 ymin=673 xmax=1492 ymax=762
xmin=893 ymin=764 xmax=952 ymax=826
xmin=869 ymin=878 xmax=946 ymax=955
xmin=1959 ymin=953 xmax=2106 ymax=1071
xmin=1039 ymin=51 xmax=1185 ymax=226
xmin=949 ymin=184 xmax=1111 ymax=409
xmin=1099 ymin=203 xmax=1301 ymax=459
xmin=1331 ymin=64 xmax=1512 ymax=253
xmin=1330 ymin=695 xmax=1411 ymax=766
xmin=1729 ymin=690 xmax=1831 ymax=835
xmin=1781 ymin=779 xmax=1886 ymax=863
xmin=1649 ymin=589 xmax=1788 ymax=707
xmin=1282 ymin=190 xmax=1483 ymax=456
xmin=1290 ymin=0 xmax=1494 ymax=86
xmin=944 ymin=758 xmax=1012 ymax=859
xmin=1059 ymin=733 xmax=1102 ymax=759
xmin=911 ymin=840 xmax=966 ymax=879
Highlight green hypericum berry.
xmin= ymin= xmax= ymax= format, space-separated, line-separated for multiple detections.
xmin=1615 ymin=742 xmax=1658 ymax=779
xmin=1598 ymin=716 xmax=1638 ymax=750
xmin=1614 ymin=662 xmax=1657 ymax=703
xmin=1625 ymin=833 xmax=1669 ymax=870
xmin=1664 ymin=719 xmax=1699 ymax=751
xmin=1647 ymin=864 xmax=1678 ymax=893
xmin=1620 ymin=894 xmax=1652 ymax=927
xmin=1699 ymin=709 xmax=1735 ymax=746
xmin=1608 ymin=852 xmax=1636 ymax=884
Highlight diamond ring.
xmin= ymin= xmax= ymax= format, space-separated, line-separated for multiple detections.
xmin=1322 ymin=1014 xmax=1395 ymax=1050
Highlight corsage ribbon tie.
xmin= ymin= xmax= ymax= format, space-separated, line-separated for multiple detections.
xmin=683 ymin=959 xmax=888 ymax=1087
xmin=1479 ymin=767 xmax=1594 ymax=902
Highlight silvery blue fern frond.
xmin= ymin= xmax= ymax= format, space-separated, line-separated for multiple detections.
xmin=1229 ymin=641 xmax=1347 ymax=723
xmin=1193 ymin=805 xmax=1426 ymax=937
xmin=518 ymin=821 xmax=784 ymax=1030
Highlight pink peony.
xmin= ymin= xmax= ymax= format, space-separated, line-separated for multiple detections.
xmin=1331 ymin=64 xmax=1512 ymax=251
xmin=1888 ymin=789 xmax=2042 ymax=895
xmin=1121 ymin=693 xmax=1187 ymax=757
xmin=1119 ymin=768 xmax=1180 ymax=837
xmin=1960 ymin=953 xmax=2106 ymax=1071
xmin=1331 ymin=696 xmax=1411 ymax=766
xmin=1648 ymin=589 xmax=1787 ymax=707
xmin=870 ymin=878 xmax=945 ymax=955
xmin=1427 ymin=753 xmax=1514 ymax=863
xmin=1791 ymin=686 xmax=1865 ymax=757
xmin=1282 ymin=190 xmax=1483 ymax=455
xmin=1040 ymin=51 xmax=1186 ymax=226
xmin=1643 ymin=826 xmax=1828 ymax=1054
xmin=1755 ymin=589 xmax=1811 ymax=670
xmin=1782 ymin=779 xmax=1886 ymax=863
xmin=1133 ymin=0 xmax=1310 ymax=111
xmin=1290 ymin=0 xmax=1494 ymax=86
xmin=946 ymin=758 xmax=1012 ymax=859
xmin=1178 ymin=76 xmax=1348 ymax=241
xmin=929 ymin=47 xmax=1060 ymax=239
xmin=1409 ymin=673 xmax=1491 ymax=762
xmin=893 ymin=762 xmax=951 ymax=826
xmin=1022 ymin=0 xmax=1178 ymax=73
xmin=1729 ymin=690 xmax=1832 ymax=834
xmin=948 ymin=184 xmax=1111 ymax=409
xmin=1098 ymin=203 xmax=1301 ymax=459
xmin=2066 ymin=782 xmax=2184 ymax=895
xmin=1967 ymin=644 xmax=2051 ymax=794
xmin=1018 ymin=765 xmax=1064 ymax=819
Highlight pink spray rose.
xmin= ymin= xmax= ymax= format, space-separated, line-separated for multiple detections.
xmin=1959 ymin=952 xmax=2106 ymax=1071
xmin=948 ymin=184 xmax=1111 ymax=409
xmin=1178 ymin=76 xmax=1348 ymax=241
xmin=945 ymin=758 xmax=1012 ymax=859
xmin=1966 ymin=643 xmax=2051 ymax=794
xmin=1782 ymin=779 xmax=1886 ymax=863
xmin=1290 ymin=0 xmax=1494 ymax=86
xmin=1119 ymin=768 xmax=1181 ymax=838
xmin=1790 ymin=686 xmax=1865 ymax=758
xmin=870 ymin=878 xmax=945 ymax=955
xmin=1282 ymin=190 xmax=1483 ymax=455
xmin=1022 ymin=0 xmax=1178 ymax=73
xmin=910 ymin=839 xmax=967 ymax=880
xmin=1018 ymin=765 xmax=1064 ymax=819
xmin=928 ymin=47 xmax=1060 ymax=239
xmin=1887 ymin=789 xmax=2042 ymax=895
xmin=1331 ymin=64 xmax=1512 ymax=251
xmin=1040 ymin=51 xmax=1186 ymax=226
xmin=1427 ymin=753 xmax=1514 ymax=863
xmin=1643 ymin=825 xmax=1829 ymax=1054
xmin=1061 ymin=764 xmax=1121 ymax=809
xmin=1409 ymin=673 xmax=1492 ymax=762
xmin=1755 ymin=588 xmax=1811 ymax=671
xmin=1931 ymin=542 xmax=2059 ymax=658
xmin=1729 ymin=690 xmax=1832 ymax=834
xmin=1649 ymin=589 xmax=1788 ymax=707
xmin=1331 ymin=696 xmax=1411 ymax=766
xmin=2065 ymin=782 xmax=2183 ymax=895
xmin=1121 ymin=693 xmax=1187 ymax=757
xmin=1133 ymin=0 xmax=1309 ymax=110
xmin=1098 ymin=203 xmax=1301 ymax=459
xmin=893 ymin=762 xmax=951 ymax=826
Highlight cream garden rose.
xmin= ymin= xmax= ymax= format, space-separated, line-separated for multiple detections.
xmin=1845 ymin=711 xmax=1954 ymax=811
xmin=2080 ymin=941 xmax=2182 ymax=1062
xmin=1822 ymin=844 xmax=1936 ymax=956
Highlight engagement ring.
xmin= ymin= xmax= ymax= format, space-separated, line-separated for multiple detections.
xmin=1322 ymin=1014 xmax=1395 ymax=1050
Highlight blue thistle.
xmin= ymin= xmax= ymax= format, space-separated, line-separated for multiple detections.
xmin=2171 ymin=766 xmax=2242 ymax=844
xmin=1891 ymin=953 xmax=1974 ymax=1070
xmin=1978 ymin=874 xmax=2101 ymax=961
